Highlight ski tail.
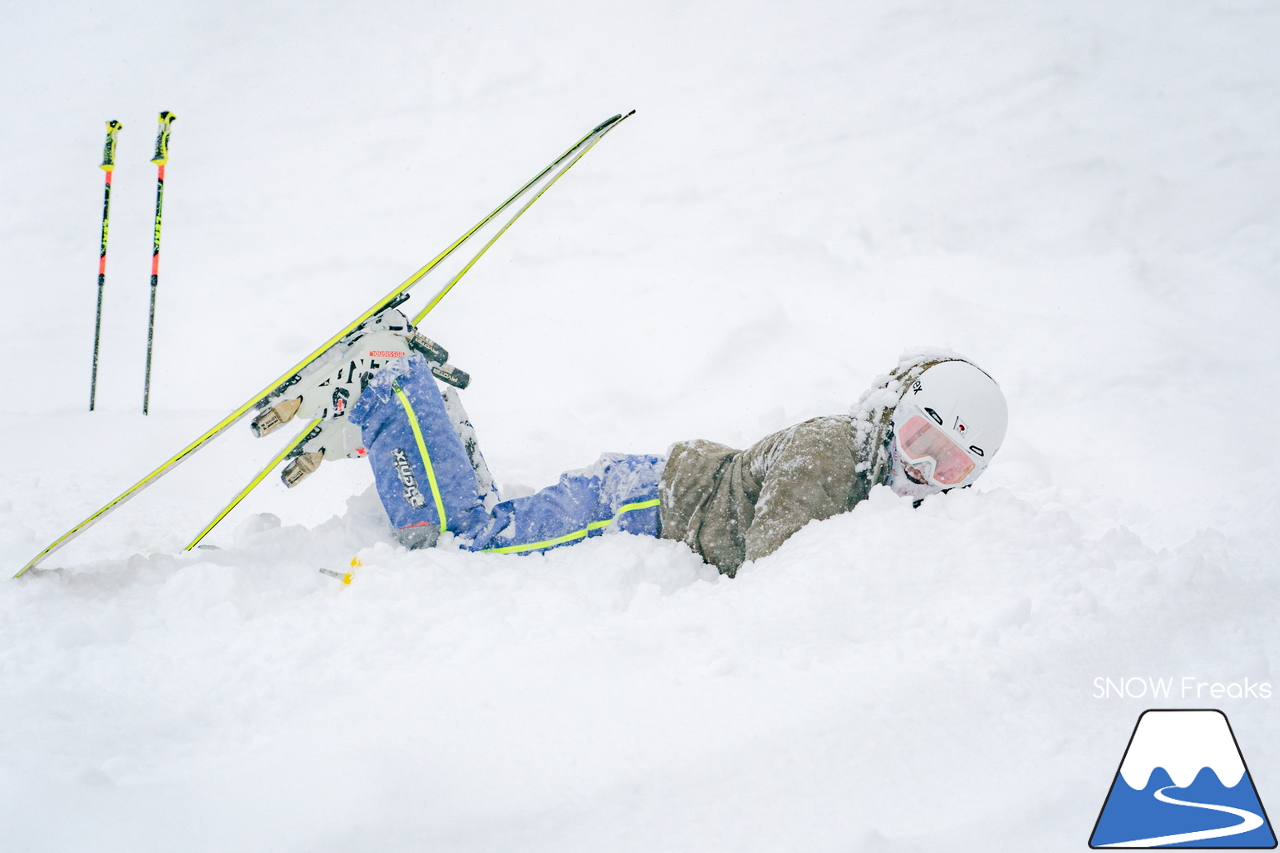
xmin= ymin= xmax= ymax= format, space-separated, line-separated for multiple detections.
xmin=15 ymin=112 xmax=633 ymax=577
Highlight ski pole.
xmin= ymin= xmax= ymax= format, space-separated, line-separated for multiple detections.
xmin=90 ymin=120 xmax=122 ymax=412
xmin=142 ymin=111 xmax=176 ymax=415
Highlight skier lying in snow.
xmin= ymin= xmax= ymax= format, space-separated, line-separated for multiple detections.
xmin=255 ymin=308 xmax=1009 ymax=576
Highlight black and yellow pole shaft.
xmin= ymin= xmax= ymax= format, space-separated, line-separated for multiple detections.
xmin=90 ymin=120 xmax=123 ymax=412
xmin=142 ymin=111 xmax=176 ymax=415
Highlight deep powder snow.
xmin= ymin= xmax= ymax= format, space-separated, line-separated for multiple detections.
xmin=2 ymin=2 xmax=1279 ymax=851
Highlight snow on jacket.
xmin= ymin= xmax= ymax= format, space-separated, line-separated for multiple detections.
xmin=657 ymin=353 xmax=957 ymax=576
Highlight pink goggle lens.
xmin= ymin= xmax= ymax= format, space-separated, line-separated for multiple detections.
xmin=898 ymin=415 xmax=976 ymax=485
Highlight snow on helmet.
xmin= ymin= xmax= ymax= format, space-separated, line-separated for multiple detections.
xmin=887 ymin=359 xmax=1008 ymax=498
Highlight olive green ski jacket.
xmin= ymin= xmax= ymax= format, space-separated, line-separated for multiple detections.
xmin=657 ymin=355 xmax=954 ymax=576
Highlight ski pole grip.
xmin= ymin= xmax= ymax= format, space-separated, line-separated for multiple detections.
xmin=151 ymin=111 xmax=176 ymax=165
xmin=101 ymin=120 xmax=122 ymax=171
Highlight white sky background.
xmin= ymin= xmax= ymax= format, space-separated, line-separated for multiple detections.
xmin=2 ymin=3 xmax=1280 ymax=850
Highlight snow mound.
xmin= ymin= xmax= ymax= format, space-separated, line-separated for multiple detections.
xmin=2 ymin=482 xmax=1273 ymax=850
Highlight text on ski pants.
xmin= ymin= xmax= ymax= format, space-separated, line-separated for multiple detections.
xmin=348 ymin=355 xmax=663 ymax=553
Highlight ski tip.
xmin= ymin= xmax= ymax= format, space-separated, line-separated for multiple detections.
xmin=624 ymin=109 xmax=636 ymax=118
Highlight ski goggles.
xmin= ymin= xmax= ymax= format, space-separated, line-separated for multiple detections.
xmin=896 ymin=414 xmax=975 ymax=486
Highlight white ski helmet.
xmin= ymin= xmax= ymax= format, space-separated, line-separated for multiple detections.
xmin=888 ymin=359 xmax=1008 ymax=498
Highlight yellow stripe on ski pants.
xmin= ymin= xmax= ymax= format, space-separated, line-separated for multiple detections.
xmin=393 ymin=386 xmax=449 ymax=533
xmin=482 ymin=499 xmax=660 ymax=555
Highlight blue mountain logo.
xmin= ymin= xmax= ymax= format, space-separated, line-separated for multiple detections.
xmin=1091 ymin=709 xmax=1276 ymax=848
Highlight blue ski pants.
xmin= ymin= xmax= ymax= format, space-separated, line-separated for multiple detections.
xmin=348 ymin=354 xmax=664 ymax=553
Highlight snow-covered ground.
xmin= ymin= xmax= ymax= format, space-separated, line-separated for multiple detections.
xmin=3 ymin=2 xmax=1279 ymax=850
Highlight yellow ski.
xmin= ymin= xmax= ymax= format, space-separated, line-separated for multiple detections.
xmin=180 ymin=110 xmax=633 ymax=548
xmin=16 ymin=112 xmax=634 ymax=577
xmin=183 ymin=418 xmax=323 ymax=551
